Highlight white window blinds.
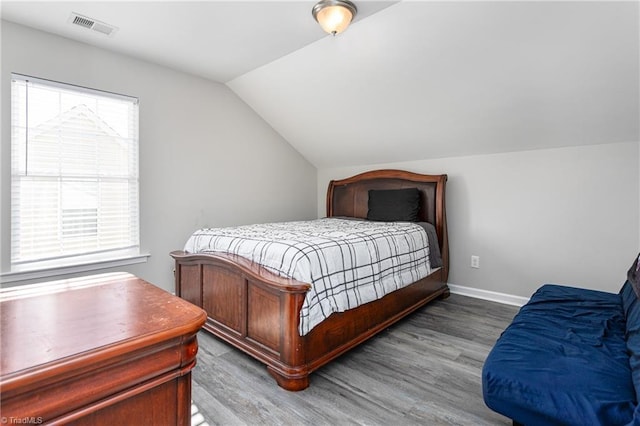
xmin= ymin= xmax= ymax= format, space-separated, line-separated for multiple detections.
xmin=10 ymin=74 xmax=140 ymax=267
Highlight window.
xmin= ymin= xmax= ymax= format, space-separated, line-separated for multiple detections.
xmin=10 ymin=74 xmax=140 ymax=272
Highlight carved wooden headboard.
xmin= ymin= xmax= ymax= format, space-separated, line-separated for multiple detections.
xmin=326 ymin=169 xmax=448 ymax=278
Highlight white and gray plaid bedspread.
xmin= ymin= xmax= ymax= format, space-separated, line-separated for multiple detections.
xmin=184 ymin=218 xmax=432 ymax=335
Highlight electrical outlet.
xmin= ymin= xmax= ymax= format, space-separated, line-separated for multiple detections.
xmin=471 ymin=255 xmax=480 ymax=269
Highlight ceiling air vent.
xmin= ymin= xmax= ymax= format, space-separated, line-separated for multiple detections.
xmin=68 ymin=13 xmax=118 ymax=37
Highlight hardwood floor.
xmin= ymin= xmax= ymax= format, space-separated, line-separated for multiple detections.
xmin=191 ymin=294 xmax=519 ymax=425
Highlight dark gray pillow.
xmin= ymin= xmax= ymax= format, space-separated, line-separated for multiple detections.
xmin=367 ymin=188 xmax=420 ymax=222
xmin=629 ymin=253 xmax=640 ymax=298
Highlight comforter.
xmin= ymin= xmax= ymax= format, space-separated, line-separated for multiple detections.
xmin=184 ymin=218 xmax=432 ymax=335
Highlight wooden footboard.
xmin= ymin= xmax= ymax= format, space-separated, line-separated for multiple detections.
xmin=171 ymin=250 xmax=449 ymax=391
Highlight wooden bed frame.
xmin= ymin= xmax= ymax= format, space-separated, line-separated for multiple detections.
xmin=171 ymin=169 xmax=449 ymax=391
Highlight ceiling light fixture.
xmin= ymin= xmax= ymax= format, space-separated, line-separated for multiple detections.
xmin=312 ymin=0 xmax=357 ymax=36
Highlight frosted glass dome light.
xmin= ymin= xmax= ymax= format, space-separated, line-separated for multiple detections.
xmin=312 ymin=0 xmax=357 ymax=36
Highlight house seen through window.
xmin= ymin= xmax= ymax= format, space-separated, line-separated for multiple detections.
xmin=10 ymin=74 xmax=140 ymax=269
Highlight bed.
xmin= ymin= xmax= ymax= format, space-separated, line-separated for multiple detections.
xmin=170 ymin=169 xmax=449 ymax=391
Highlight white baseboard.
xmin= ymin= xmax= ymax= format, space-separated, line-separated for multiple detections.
xmin=448 ymin=283 xmax=529 ymax=307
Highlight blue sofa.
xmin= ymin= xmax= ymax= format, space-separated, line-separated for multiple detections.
xmin=483 ymin=254 xmax=640 ymax=426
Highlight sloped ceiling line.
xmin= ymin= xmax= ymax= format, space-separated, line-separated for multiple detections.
xmin=2 ymin=1 xmax=638 ymax=168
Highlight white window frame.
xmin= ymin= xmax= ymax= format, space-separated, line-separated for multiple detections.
xmin=4 ymin=74 xmax=148 ymax=283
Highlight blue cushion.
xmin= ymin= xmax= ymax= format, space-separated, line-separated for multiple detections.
xmin=621 ymin=279 xmax=640 ymax=426
xmin=483 ymin=284 xmax=635 ymax=426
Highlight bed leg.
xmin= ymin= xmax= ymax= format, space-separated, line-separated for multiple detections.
xmin=512 ymin=421 xmax=524 ymax=426
xmin=267 ymin=366 xmax=310 ymax=391
xmin=440 ymin=287 xmax=451 ymax=299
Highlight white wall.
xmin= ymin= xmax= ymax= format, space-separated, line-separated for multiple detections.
xmin=2 ymin=22 xmax=637 ymax=303
xmin=1 ymin=21 xmax=317 ymax=291
xmin=318 ymin=142 xmax=640 ymax=298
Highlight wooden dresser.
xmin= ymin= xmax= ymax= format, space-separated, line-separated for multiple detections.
xmin=0 ymin=272 xmax=206 ymax=425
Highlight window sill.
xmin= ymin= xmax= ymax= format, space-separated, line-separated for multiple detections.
xmin=1 ymin=252 xmax=151 ymax=284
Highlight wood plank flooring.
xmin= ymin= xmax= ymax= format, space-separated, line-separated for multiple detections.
xmin=191 ymin=294 xmax=519 ymax=425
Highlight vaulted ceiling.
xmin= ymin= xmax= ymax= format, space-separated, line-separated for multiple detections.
xmin=2 ymin=1 xmax=639 ymax=168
